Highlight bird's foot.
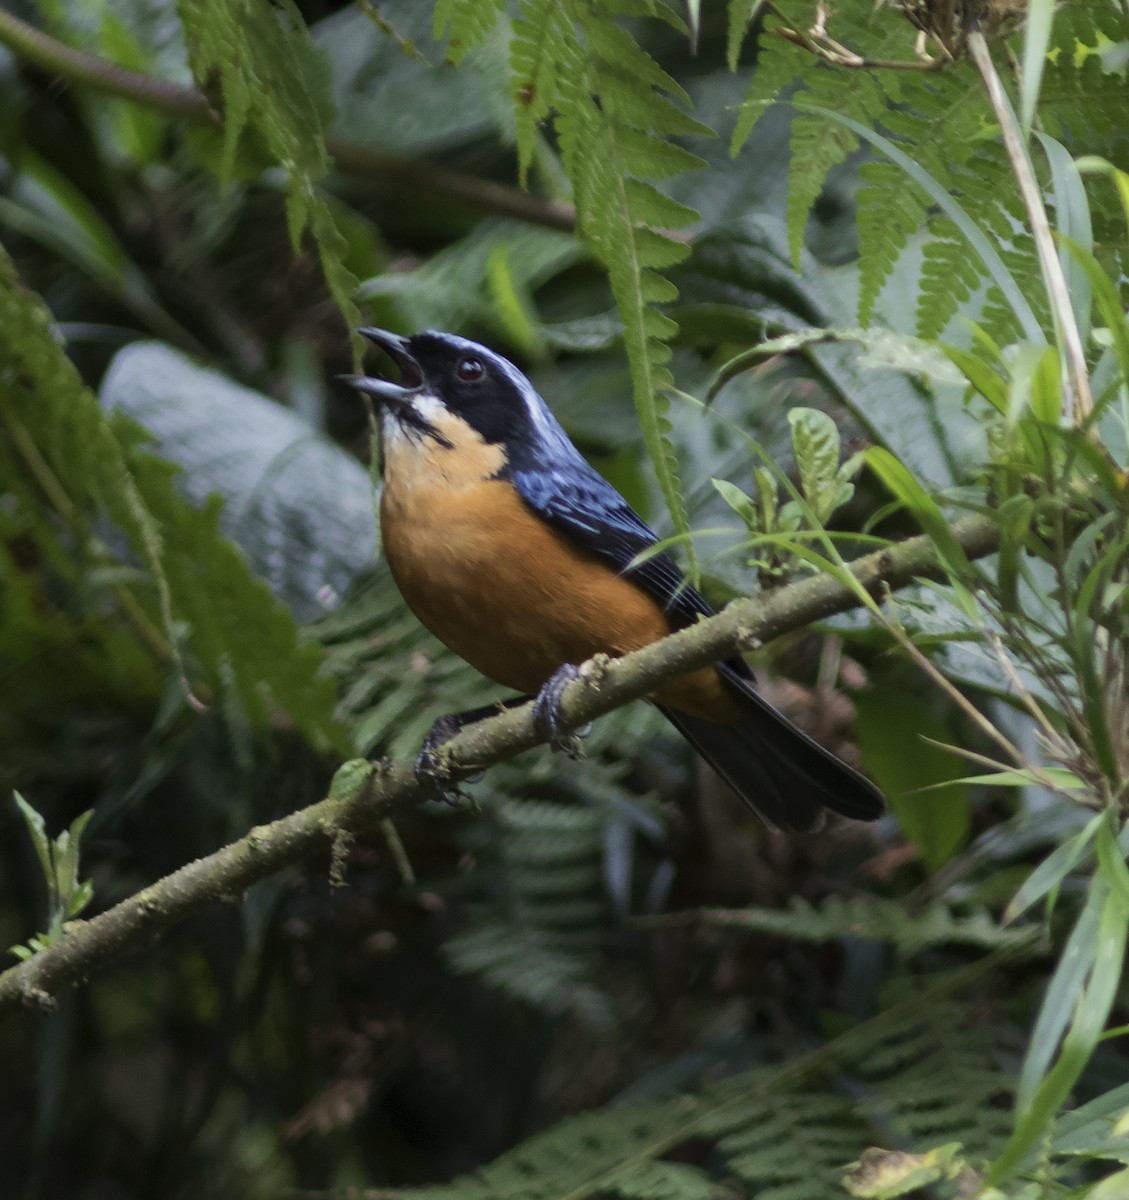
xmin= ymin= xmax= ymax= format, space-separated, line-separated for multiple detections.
xmin=532 ymin=663 xmax=588 ymax=759
xmin=414 ymin=714 xmax=471 ymax=805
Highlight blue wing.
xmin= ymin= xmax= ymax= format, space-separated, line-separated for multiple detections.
xmin=510 ymin=463 xmax=885 ymax=829
xmin=510 ymin=463 xmax=713 ymax=631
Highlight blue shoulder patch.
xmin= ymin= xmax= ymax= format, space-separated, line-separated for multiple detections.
xmin=510 ymin=463 xmax=711 ymax=629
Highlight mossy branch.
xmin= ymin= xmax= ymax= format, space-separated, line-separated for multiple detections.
xmin=0 ymin=514 xmax=1000 ymax=1020
xmin=0 ymin=8 xmax=575 ymax=234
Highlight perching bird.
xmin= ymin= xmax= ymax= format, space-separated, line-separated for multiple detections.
xmin=346 ymin=329 xmax=884 ymax=832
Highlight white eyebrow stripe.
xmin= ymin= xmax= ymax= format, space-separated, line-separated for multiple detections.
xmin=417 ymin=331 xmax=584 ymax=462
xmin=488 ymin=350 xmax=584 ymax=462
xmin=493 ymin=356 xmax=557 ymax=435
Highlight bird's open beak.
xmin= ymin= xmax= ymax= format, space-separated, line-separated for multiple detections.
xmin=342 ymin=328 xmax=424 ymax=405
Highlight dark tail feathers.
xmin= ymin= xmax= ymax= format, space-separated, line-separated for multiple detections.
xmin=659 ymin=663 xmax=885 ymax=833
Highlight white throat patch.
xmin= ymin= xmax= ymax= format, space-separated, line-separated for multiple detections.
xmin=380 ymin=389 xmax=446 ymax=450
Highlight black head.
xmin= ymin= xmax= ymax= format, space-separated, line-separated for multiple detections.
xmin=345 ymin=329 xmax=574 ymax=466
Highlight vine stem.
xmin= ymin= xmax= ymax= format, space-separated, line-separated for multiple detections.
xmin=0 ymin=8 xmax=576 ymax=235
xmin=0 ymin=515 xmax=1001 ymax=1019
xmin=966 ymin=29 xmax=1093 ymax=422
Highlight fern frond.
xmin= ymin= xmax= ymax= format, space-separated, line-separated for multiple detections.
xmin=178 ymin=0 xmax=359 ymax=341
xmin=917 ymin=224 xmax=982 ymax=339
xmin=445 ymin=923 xmax=613 ymax=1029
xmin=856 ymin=162 xmax=927 ymax=326
xmin=700 ymin=895 xmax=1040 ymax=958
xmin=407 ymin=1097 xmax=703 ymax=1200
xmin=384 ymin=968 xmax=1015 ymax=1200
xmin=729 ymin=10 xmax=806 ymax=151
xmin=316 ymin=567 xmax=503 ymax=756
xmin=708 ymin=1092 xmax=865 ymax=1198
xmin=730 ymin=0 xmax=1122 ymax=343
xmin=433 ymin=0 xmax=506 ymax=64
xmin=700 ymin=990 xmax=1014 ymax=1196
xmin=511 ymin=0 xmax=570 ymax=181
xmin=511 ymin=0 xmax=709 ymax=563
xmin=601 ymin=1160 xmax=714 ymax=1200
xmin=0 ymin=246 xmax=345 ymax=751
xmin=852 ymin=64 xmax=1020 ymax=329
xmin=727 ymin=0 xmax=767 ymax=70
xmin=735 ymin=8 xmax=906 ymax=267
xmin=1040 ymin=1 xmax=1129 ymax=289
xmin=854 ymin=996 xmax=1014 ymax=1157
xmin=444 ymin=798 xmax=616 ymax=1028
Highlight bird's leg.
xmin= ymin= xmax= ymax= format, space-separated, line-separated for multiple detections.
xmin=415 ymin=698 xmax=528 ymax=803
xmin=532 ymin=663 xmax=587 ymax=759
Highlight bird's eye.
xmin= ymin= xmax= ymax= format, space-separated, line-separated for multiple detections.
xmin=456 ymin=356 xmax=485 ymax=383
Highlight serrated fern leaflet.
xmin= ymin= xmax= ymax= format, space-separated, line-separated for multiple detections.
xmin=731 ymin=0 xmax=1127 ymax=343
xmin=506 ymin=0 xmax=709 ymax=567
xmin=178 ymin=0 xmax=359 ymax=351
xmin=0 ymin=245 xmax=346 ymax=753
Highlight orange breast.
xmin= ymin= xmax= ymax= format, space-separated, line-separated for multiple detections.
xmin=381 ymin=475 xmax=736 ymax=721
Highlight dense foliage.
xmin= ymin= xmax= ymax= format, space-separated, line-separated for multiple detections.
xmin=1 ymin=1 xmax=1128 ymax=1197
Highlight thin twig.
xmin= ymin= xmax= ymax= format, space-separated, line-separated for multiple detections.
xmin=882 ymin=599 xmax=1028 ymax=768
xmin=774 ymin=26 xmax=948 ymax=71
xmin=0 ymin=7 xmax=216 ymax=120
xmin=985 ymin=629 xmax=1070 ymax=756
xmin=0 ymin=8 xmax=577 ymax=235
xmin=767 ymin=0 xmax=949 ymax=71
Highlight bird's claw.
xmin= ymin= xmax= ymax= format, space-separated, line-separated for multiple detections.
xmin=414 ymin=714 xmax=470 ymax=805
xmin=533 ymin=663 xmax=587 ymax=759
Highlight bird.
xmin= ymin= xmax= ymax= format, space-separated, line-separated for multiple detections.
xmin=345 ymin=328 xmax=885 ymax=832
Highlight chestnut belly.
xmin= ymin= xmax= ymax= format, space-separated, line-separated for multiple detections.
xmin=382 ymin=478 xmax=735 ymax=720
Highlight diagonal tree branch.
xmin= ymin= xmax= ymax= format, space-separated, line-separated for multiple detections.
xmin=0 ymin=514 xmax=1000 ymax=1020
xmin=0 ymin=8 xmax=577 ymax=234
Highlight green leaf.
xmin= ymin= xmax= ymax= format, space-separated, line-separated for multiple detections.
xmin=1006 ymin=344 xmax=1061 ymax=428
xmin=54 ymin=809 xmax=94 ymax=905
xmin=12 ymin=791 xmax=52 ymax=881
xmin=1085 ymin=1166 xmax=1129 ymax=1200
xmin=9 ymin=793 xmax=95 ymax=951
xmin=753 ymin=466 xmax=779 ymax=534
xmin=1020 ymin=0 xmax=1058 ymax=136
xmin=1003 ymin=814 xmax=1101 ymax=926
xmin=359 ymin=221 xmax=581 ymax=340
xmin=788 ymin=406 xmax=852 ymax=522
xmin=994 ymin=879 xmax=1129 ymax=1182
xmin=842 ymin=1143 xmax=964 ymax=1199
xmin=1060 ymin=235 xmax=1129 ymax=387
xmin=1076 ymin=156 xmax=1129 ymax=235
xmin=1051 ymin=1080 xmax=1129 ymax=1165
xmin=943 ymin=344 xmax=1009 ymax=415
xmin=1096 ymin=812 xmax=1129 ymax=913
xmin=0 ymin=155 xmax=193 ymax=347
xmin=864 ymin=447 xmax=972 ymax=582
xmin=853 ymin=686 xmax=971 ymax=871
xmin=936 ymin=767 xmax=1085 ymax=791
xmin=712 ymin=478 xmax=758 ymax=530
xmin=1036 ymin=132 xmax=1094 ymax=344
